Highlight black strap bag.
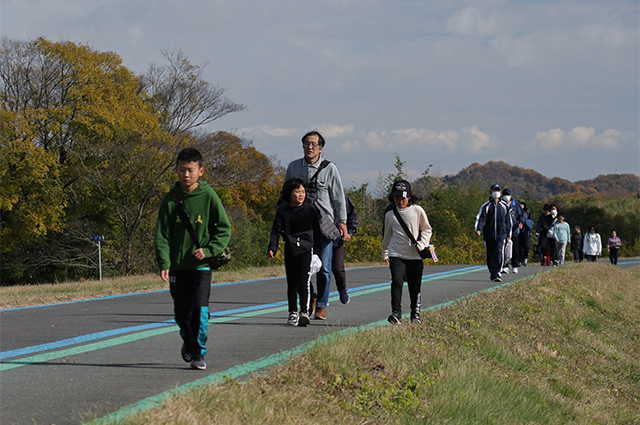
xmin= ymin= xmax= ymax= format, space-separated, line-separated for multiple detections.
xmin=171 ymin=191 xmax=231 ymax=269
xmin=307 ymin=160 xmax=341 ymax=242
xmin=393 ymin=206 xmax=433 ymax=260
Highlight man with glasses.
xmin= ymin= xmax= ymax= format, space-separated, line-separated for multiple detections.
xmin=284 ymin=131 xmax=349 ymax=320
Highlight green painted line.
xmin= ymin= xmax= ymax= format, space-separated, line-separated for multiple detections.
xmin=3 ymin=267 xmax=486 ymax=372
xmin=88 ymin=268 xmax=531 ymax=425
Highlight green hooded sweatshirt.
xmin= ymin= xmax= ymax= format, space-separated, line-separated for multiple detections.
xmin=155 ymin=181 xmax=231 ymax=271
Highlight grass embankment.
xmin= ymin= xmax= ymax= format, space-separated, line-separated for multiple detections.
xmin=0 ymin=262 xmax=385 ymax=310
xmin=95 ymin=263 xmax=639 ymax=425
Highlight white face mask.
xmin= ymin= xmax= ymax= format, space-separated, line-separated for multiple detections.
xmin=503 ymin=195 xmax=511 ymax=202
xmin=491 ymin=191 xmax=501 ymax=199
xmin=551 ymin=210 xmax=557 ymax=218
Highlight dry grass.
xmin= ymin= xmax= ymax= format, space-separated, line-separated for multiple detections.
xmin=0 ymin=262 xmax=385 ymax=310
xmin=96 ymin=263 xmax=640 ymax=425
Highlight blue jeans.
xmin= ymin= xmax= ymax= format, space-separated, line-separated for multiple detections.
xmin=315 ymin=235 xmax=334 ymax=308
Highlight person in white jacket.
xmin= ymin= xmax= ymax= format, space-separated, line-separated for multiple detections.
xmin=583 ymin=225 xmax=602 ymax=262
xmin=382 ymin=180 xmax=432 ymax=325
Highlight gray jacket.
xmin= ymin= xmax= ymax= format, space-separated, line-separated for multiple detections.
xmin=285 ymin=157 xmax=347 ymax=224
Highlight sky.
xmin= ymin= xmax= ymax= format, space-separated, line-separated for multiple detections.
xmin=2 ymin=0 xmax=639 ymax=190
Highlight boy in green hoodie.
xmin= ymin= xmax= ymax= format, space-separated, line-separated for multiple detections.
xmin=155 ymin=148 xmax=231 ymax=370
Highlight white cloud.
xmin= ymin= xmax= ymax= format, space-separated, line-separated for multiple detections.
xmin=313 ymin=123 xmax=355 ymax=138
xmin=534 ymin=127 xmax=623 ymax=151
xmin=446 ymin=7 xmax=508 ymax=37
xmin=257 ymin=125 xmax=298 ymax=137
xmin=462 ymin=125 xmax=496 ymax=151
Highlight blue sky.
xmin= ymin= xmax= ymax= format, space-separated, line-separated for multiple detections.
xmin=2 ymin=0 xmax=638 ymax=190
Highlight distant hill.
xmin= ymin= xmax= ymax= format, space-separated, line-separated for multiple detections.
xmin=415 ymin=161 xmax=639 ymax=201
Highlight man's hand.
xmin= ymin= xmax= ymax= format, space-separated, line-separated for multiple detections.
xmin=384 ymin=257 xmax=390 ymax=264
xmin=268 ymin=250 xmax=275 ymax=259
xmin=193 ymin=248 xmax=205 ymax=260
xmin=160 ymin=270 xmax=169 ymax=282
xmin=339 ymin=223 xmax=351 ymax=242
xmin=476 ymin=230 xmax=481 ymax=236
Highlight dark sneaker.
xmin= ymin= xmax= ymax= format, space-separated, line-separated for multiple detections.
xmin=339 ymin=290 xmax=350 ymax=304
xmin=309 ymin=292 xmax=317 ymax=315
xmin=388 ymin=311 xmax=401 ymax=325
xmin=314 ymin=306 xmax=327 ymax=320
xmin=181 ymin=343 xmax=192 ymax=363
xmin=287 ymin=312 xmax=298 ymax=326
xmin=493 ymin=276 xmax=502 ymax=282
xmin=298 ymin=312 xmax=310 ymax=327
xmin=190 ymin=357 xmax=206 ymax=370
xmin=411 ymin=314 xmax=421 ymax=324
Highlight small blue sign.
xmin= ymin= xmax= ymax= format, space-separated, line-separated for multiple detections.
xmin=92 ymin=235 xmax=104 ymax=242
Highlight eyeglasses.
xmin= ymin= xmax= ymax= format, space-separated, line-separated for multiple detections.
xmin=302 ymin=142 xmax=320 ymax=148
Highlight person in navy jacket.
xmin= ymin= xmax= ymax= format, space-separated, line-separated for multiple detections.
xmin=501 ymin=188 xmax=524 ymax=273
xmin=475 ymin=183 xmax=512 ymax=282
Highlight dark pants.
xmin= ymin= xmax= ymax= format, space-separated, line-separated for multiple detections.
xmin=519 ymin=235 xmax=531 ymax=265
xmin=332 ymin=243 xmax=347 ymax=293
xmin=170 ymin=269 xmax=212 ymax=359
xmin=485 ymin=239 xmax=505 ymax=280
xmin=284 ymin=249 xmax=312 ymax=314
xmin=609 ymin=248 xmax=619 ymax=265
xmin=585 ymin=254 xmax=598 ymax=262
xmin=547 ymin=237 xmax=558 ymax=264
xmin=573 ymin=248 xmax=583 ymax=262
xmin=511 ymin=234 xmax=520 ymax=268
xmin=389 ymin=257 xmax=423 ymax=316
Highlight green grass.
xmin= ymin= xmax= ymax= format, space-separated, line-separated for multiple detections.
xmin=86 ymin=262 xmax=640 ymax=425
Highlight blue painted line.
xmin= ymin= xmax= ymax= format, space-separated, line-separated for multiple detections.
xmin=0 ymin=266 xmax=483 ymax=361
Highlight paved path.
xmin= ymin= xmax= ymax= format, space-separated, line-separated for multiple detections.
xmin=1 ymin=261 xmax=634 ymax=424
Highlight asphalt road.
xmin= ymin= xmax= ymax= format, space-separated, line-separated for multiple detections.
xmin=1 ymin=261 xmax=635 ymax=424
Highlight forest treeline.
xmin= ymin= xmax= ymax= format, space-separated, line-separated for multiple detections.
xmin=1 ymin=38 xmax=638 ymax=286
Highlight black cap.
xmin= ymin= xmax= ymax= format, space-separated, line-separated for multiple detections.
xmin=490 ymin=183 xmax=501 ymax=191
xmin=503 ymin=188 xmax=511 ymax=195
xmin=390 ymin=180 xmax=412 ymax=198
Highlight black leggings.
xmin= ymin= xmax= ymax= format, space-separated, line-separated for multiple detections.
xmin=389 ymin=257 xmax=423 ymax=316
xmin=284 ymin=249 xmax=312 ymax=314
xmin=609 ymin=248 xmax=619 ymax=265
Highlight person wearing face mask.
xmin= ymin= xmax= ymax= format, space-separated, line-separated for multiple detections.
xmin=583 ymin=225 xmax=602 ymax=262
xmin=518 ymin=200 xmax=535 ymax=266
xmin=547 ymin=205 xmax=560 ymax=265
xmin=501 ymin=188 xmax=524 ymax=274
xmin=535 ymin=204 xmax=552 ymax=266
xmin=475 ymin=183 xmax=512 ymax=282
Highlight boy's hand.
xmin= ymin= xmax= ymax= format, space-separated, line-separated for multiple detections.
xmin=268 ymin=250 xmax=274 ymax=259
xmin=160 ymin=270 xmax=169 ymax=282
xmin=193 ymin=248 xmax=205 ymax=260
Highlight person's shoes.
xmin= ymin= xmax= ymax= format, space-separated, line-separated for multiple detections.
xmin=502 ymin=267 xmax=509 ymax=274
xmin=190 ymin=357 xmax=206 ymax=370
xmin=339 ymin=290 xmax=350 ymax=304
xmin=309 ymin=292 xmax=317 ymax=315
xmin=287 ymin=312 xmax=299 ymax=326
xmin=523 ymin=259 xmax=528 ymax=267
xmin=181 ymin=343 xmax=192 ymax=363
xmin=314 ymin=307 xmax=327 ymax=320
xmin=410 ymin=313 xmax=421 ymax=324
xmin=388 ymin=311 xmax=402 ymax=324
xmin=298 ymin=312 xmax=310 ymax=327
xmin=493 ymin=276 xmax=502 ymax=282
xmin=512 ymin=267 xmax=519 ymax=274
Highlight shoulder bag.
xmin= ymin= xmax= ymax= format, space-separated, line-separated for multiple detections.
xmin=392 ymin=206 xmax=436 ymax=261
xmin=171 ymin=191 xmax=231 ymax=269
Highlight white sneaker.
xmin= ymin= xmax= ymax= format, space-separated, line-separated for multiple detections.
xmin=287 ymin=312 xmax=298 ymax=326
xmin=512 ymin=267 xmax=518 ymax=274
xmin=502 ymin=268 xmax=509 ymax=274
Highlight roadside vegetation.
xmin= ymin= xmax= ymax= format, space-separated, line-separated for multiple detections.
xmin=92 ymin=262 xmax=639 ymax=425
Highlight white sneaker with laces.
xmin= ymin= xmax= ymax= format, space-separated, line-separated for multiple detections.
xmin=287 ymin=312 xmax=298 ymax=326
